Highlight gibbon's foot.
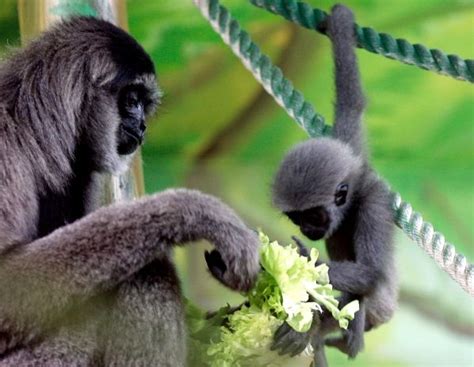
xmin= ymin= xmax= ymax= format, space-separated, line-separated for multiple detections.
xmin=325 ymin=329 xmax=364 ymax=359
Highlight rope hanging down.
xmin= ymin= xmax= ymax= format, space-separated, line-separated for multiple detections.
xmin=192 ymin=0 xmax=474 ymax=296
xmin=251 ymin=0 xmax=474 ymax=83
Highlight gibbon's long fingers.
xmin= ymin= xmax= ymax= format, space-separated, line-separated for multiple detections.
xmin=273 ymin=333 xmax=294 ymax=355
xmin=205 ymin=249 xmax=227 ymax=281
xmin=271 ymin=322 xmax=312 ymax=356
xmin=344 ymin=301 xmax=366 ymax=358
xmin=278 ymin=337 xmax=300 ymax=356
xmin=291 ymin=235 xmax=311 ymax=258
xmin=273 ymin=322 xmax=291 ymax=341
xmin=288 ymin=335 xmax=311 ymax=357
xmin=325 ymin=335 xmax=351 ymax=354
xmin=312 ymin=341 xmax=329 ymax=367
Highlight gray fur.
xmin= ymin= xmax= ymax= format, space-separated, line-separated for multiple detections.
xmin=0 ymin=17 xmax=259 ymax=366
xmin=272 ymin=4 xmax=397 ymax=360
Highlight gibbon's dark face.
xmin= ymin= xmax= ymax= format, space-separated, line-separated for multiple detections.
xmin=70 ymin=18 xmax=161 ymax=163
xmin=273 ymin=138 xmax=362 ymax=240
xmin=284 ymin=185 xmax=347 ymax=241
xmin=0 ymin=16 xmax=161 ymax=175
xmin=286 ymin=207 xmax=329 ymax=241
xmin=117 ymin=84 xmax=151 ymax=155
xmin=285 ymin=183 xmax=349 ymax=240
xmin=100 ymin=19 xmax=159 ymax=157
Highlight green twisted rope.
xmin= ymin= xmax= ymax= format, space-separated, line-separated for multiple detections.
xmin=251 ymin=0 xmax=474 ymax=83
xmin=196 ymin=0 xmax=331 ymax=137
xmin=192 ymin=0 xmax=474 ymax=296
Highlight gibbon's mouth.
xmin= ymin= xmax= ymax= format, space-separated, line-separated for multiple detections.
xmin=117 ymin=125 xmax=144 ymax=155
xmin=301 ymin=226 xmax=326 ymax=241
xmin=122 ymin=125 xmax=144 ymax=144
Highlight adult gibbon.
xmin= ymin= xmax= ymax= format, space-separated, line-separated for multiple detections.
xmin=0 ymin=17 xmax=260 ymax=366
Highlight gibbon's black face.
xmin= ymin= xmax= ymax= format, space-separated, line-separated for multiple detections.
xmin=117 ymin=84 xmax=152 ymax=155
xmin=285 ymin=182 xmax=349 ymax=240
xmin=286 ymin=207 xmax=328 ymax=240
xmin=273 ymin=138 xmax=362 ymax=241
xmin=72 ymin=17 xmax=160 ymax=161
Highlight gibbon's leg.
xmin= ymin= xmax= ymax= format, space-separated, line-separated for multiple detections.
xmin=0 ymin=320 xmax=99 ymax=367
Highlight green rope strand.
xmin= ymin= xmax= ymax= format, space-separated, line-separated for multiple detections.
xmin=193 ymin=0 xmax=474 ymax=296
xmin=251 ymin=0 xmax=474 ymax=83
xmin=194 ymin=0 xmax=331 ymax=137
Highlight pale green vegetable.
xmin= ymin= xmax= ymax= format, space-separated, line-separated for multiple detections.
xmin=257 ymin=232 xmax=359 ymax=331
xmin=187 ymin=231 xmax=359 ymax=366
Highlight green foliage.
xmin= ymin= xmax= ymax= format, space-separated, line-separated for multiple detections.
xmin=0 ymin=0 xmax=19 ymax=51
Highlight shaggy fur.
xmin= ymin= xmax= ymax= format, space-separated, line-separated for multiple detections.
xmin=271 ymin=5 xmax=397 ymax=361
xmin=0 ymin=17 xmax=259 ymax=366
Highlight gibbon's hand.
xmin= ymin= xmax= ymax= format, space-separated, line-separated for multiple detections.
xmin=205 ymin=225 xmax=260 ymax=292
xmin=271 ymin=321 xmax=315 ymax=357
xmin=291 ymin=235 xmax=311 ymax=258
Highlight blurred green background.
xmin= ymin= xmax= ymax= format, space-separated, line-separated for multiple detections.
xmin=1 ymin=0 xmax=473 ymax=366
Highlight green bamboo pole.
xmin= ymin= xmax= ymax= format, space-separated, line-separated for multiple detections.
xmin=17 ymin=0 xmax=145 ymax=205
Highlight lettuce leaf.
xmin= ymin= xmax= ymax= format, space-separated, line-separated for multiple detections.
xmin=187 ymin=231 xmax=359 ymax=366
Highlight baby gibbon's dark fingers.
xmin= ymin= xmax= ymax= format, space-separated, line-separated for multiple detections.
xmin=289 ymin=336 xmax=311 ymax=357
xmin=345 ymin=326 xmax=365 ymax=359
xmin=291 ymin=235 xmax=311 ymax=258
xmin=271 ymin=334 xmax=292 ymax=353
xmin=278 ymin=338 xmax=300 ymax=356
xmin=273 ymin=321 xmax=292 ymax=341
xmin=272 ymin=322 xmax=312 ymax=356
xmin=325 ymin=333 xmax=362 ymax=359
xmin=325 ymin=335 xmax=346 ymax=350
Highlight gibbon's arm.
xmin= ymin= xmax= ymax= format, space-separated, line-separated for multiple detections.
xmin=0 ymin=188 xmax=259 ymax=351
xmin=328 ymin=5 xmax=366 ymax=157
xmin=325 ymin=261 xmax=379 ymax=296
xmin=352 ymin=181 xmax=394 ymax=285
xmin=328 ymin=181 xmax=393 ymax=295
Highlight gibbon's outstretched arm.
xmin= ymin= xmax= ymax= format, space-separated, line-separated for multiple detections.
xmin=0 ymin=188 xmax=259 ymax=352
xmin=328 ymin=5 xmax=366 ymax=157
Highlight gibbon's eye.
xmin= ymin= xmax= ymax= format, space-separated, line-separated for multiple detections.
xmin=118 ymin=85 xmax=149 ymax=119
xmin=335 ymin=183 xmax=348 ymax=206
